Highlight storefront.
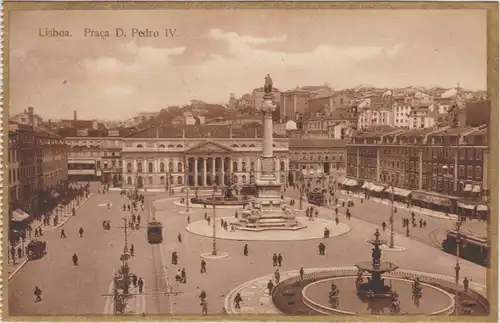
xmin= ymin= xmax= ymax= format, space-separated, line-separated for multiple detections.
xmin=384 ymin=186 xmax=412 ymax=203
xmin=363 ymin=182 xmax=385 ymax=198
xmin=457 ymin=201 xmax=489 ymax=219
xmin=10 ymin=208 xmax=31 ymax=244
xmin=411 ymin=191 xmax=456 ymax=213
xmin=341 ymin=178 xmax=359 ymax=191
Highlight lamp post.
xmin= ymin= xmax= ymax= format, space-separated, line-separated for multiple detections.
xmin=389 ymin=181 xmax=395 ymax=249
xmin=299 ymin=188 xmax=303 ymax=210
xmin=211 ymin=185 xmax=217 ymax=256
xmin=454 ymin=217 xmax=463 ymax=316
xmin=184 ymin=155 xmax=189 ymax=213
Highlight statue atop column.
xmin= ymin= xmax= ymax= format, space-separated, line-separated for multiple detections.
xmin=264 ymin=74 xmax=273 ymax=98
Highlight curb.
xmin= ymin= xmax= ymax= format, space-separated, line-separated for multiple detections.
xmin=8 ymin=194 xmax=93 ymax=281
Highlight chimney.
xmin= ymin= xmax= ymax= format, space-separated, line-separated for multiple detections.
xmin=92 ymin=119 xmax=98 ymax=130
xmin=28 ymin=106 xmax=34 ymax=126
xmin=48 ymin=119 xmax=52 ymax=129
xmin=74 ymin=110 xmax=77 ymax=121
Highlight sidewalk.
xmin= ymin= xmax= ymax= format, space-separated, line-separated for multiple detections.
xmin=7 ymin=194 xmax=93 ymax=280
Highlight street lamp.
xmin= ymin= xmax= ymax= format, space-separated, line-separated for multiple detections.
xmin=211 ymin=185 xmax=217 ymax=256
xmin=389 ymin=181 xmax=395 ymax=249
xmin=454 ymin=217 xmax=463 ymax=316
xmin=184 ymin=156 xmax=190 ymax=213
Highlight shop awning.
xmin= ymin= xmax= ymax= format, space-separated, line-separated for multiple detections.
xmin=12 ymin=209 xmax=30 ymax=222
xmin=457 ymin=202 xmax=475 ymax=210
xmin=472 ymin=185 xmax=481 ymax=193
xmin=361 ymin=182 xmax=372 ymax=189
xmin=477 ymin=204 xmax=489 ymax=212
xmin=411 ymin=191 xmax=453 ymax=207
xmin=369 ymin=184 xmax=385 ymax=192
xmin=344 ymin=179 xmax=358 ymax=187
xmin=386 ymin=186 xmax=412 ymax=197
xmin=463 ymin=184 xmax=472 ymax=192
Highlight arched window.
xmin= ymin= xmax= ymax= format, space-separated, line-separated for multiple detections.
xmin=176 ymin=144 xmax=183 ymax=148
xmin=127 ymin=163 xmax=132 ymax=173
xmin=232 ymin=144 xmax=239 ymax=148
xmin=242 ymin=175 xmax=247 ymax=183
xmin=249 ymin=144 xmax=255 ymax=147
xmin=241 ymin=144 xmax=247 ymax=148
xmin=137 ymin=162 xmax=143 ymax=172
xmin=148 ymin=176 xmax=153 ymax=185
xmin=160 ymin=162 xmax=165 ymax=172
xmin=177 ymin=176 xmax=183 ymax=185
xmin=127 ymin=176 xmax=132 ymax=185
xmin=148 ymin=162 xmax=153 ymax=173
xmin=177 ymin=162 xmax=183 ymax=172
xmin=168 ymin=144 xmax=174 ymax=148
xmin=233 ymin=161 xmax=238 ymax=172
xmin=160 ymin=176 xmax=165 ymax=184
xmin=250 ymin=162 xmax=255 ymax=171
xmin=280 ymin=161 xmax=285 ymax=171
xmin=168 ymin=162 xmax=173 ymax=172
xmin=137 ymin=144 xmax=143 ymax=148
xmin=159 ymin=144 xmax=165 ymax=148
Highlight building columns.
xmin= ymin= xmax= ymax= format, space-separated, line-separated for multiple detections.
xmin=356 ymin=149 xmax=360 ymax=179
xmin=221 ymin=157 xmax=225 ymax=185
xmin=203 ymin=158 xmax=207 ymax=186
xmin=376 ymin=148 xmax=380 ymax=182
xmin=194 ymin=158 xmax=198 ymax=186
xmin=418 ymin=148 xmax=423 ymax=190
xmin=212 ymin=158 xmax=216 ymax=184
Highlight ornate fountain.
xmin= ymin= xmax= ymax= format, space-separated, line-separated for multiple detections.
xmin=355 ymin=229 xmax=399 ymax=299
xmin=199 ymin=180 xmax=249 ymax=206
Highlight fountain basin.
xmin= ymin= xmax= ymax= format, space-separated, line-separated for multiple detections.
xmin=303 ymin=276 xmax=455 ymax=315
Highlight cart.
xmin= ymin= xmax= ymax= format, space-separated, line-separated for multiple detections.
xmin=27 ymin=240 xmax=47 ymax=260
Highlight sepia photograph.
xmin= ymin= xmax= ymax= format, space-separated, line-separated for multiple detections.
xmin=3 ymin=4 xmax=498 ymax=321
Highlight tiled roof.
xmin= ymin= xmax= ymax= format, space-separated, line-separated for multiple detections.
xmin=465 ymin=128 xmax=488 ymax=137
xmin=57 ymin=127 xmax=130 ymax=138
xmin=289 ymin=138 xmax=349 ymax=148
xmin=35 ymin=128 xmax=63 ymax=140
xmin=397 ymin=128 xmax=436 ymax=138
xmin=59 ymin=120 xmax=107 ymax=130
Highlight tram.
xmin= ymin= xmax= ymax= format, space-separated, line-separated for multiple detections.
xmin=308 ymin=190 xmax=326 ymax=206
xmin=442 ymin=230 xmax=489 ymax=266
xmin=147 ymin=220 xmax=163 ymax=244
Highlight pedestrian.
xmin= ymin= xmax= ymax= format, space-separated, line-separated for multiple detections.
xmin=178 ymin=233 xmax=182 ymax=243
xmin=34 ymin=286 xmax=42 ymax=302
xmin=132 ymin=214 xmax=136 ymax=223
xmin=79 ymin=227 xmax=84 ymax=238
xmin=200 ymin=260 xmax=207 ymax=273
xmin=204 ymin=212 xmax=208 ymax=220
xmin=137 ymin=215 xmax=141 ymax=224
xmin=267 ymin=280 xmax=274 ymax=295
xmin=207 ymin=216 xmax=211 ymax=225
xmin=463 ymin=277 xmax=469 ymax=292
xmin=221 ymin=219 xmax=224 ymax=228
xmin=419 ymin=219 xmax=423 ymax=228
xmin=201 ymin=298 xmax=208 ymax=315
xmin=17 ymin=246 xmax=23 ymax=259
xmin=243 ymin=244 xmax=249 ymax=256
xmin=300 ymin=267 xmax=304 ymax=281
xmin=187 ymin=215 xmax=191 ymax=224
xmin=60 ymin=229 xmax=66 ymax=238
xmin=138 ymin=278 xmax=144 ymax=293
xmin=423 ymin=220 xmax=427 ymax=228
xmin=335 ymin=216 xmax=339 ymax=225
xmin=132 ymin=274 xmax=138 ymax=287
xmin=274 ymin=269 xmax=280 ymax=284
xmin=277 ymin=253 xmax=283 ymax=267
xmin=382 ymin=221 xmax=386 ymax=231
xmin=181 ymin=268 xmax=187 ymax=283
xmin=272 ymin=253 xmax=278 ymax=266
xmin=234 ymin=292 xmax=243 ymax=309
xmin=130 ymin=244 xmax=135 ymax=256
xmin=406 ymin=226 xmax=410 ymax=237
xmin=10 ymin=246 xmax=16 ymax=264
xmin=39 ymin=227 xmax=43 ymax=236
xmin=224 ymin=221 xmax=228 ymax=231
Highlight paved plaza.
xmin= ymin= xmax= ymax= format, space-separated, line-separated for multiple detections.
xmin=8 ymin=189 xmax=489 ymax=317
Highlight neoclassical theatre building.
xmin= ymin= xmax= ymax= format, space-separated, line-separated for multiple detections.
xmin=121 ymin=124 xmax=290 ymax=190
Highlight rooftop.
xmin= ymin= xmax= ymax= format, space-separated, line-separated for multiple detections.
xmin=289 ymin=138 xmax=349 ymax=148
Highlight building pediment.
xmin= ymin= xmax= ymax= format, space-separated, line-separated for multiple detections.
xmin=186 ymin=141 xmax=233 ymax=154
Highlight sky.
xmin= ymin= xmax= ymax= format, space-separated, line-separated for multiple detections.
xmin=9 ymin=9 xmax=487 ymax=120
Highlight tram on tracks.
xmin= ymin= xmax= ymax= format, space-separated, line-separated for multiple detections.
xmin=147 ymin=220 xmax=163 ymax=244
xmin=442 ymin=230 xmax=489 ymax=266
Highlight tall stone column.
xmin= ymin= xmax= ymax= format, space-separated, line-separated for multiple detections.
xmin=194 ymin=158 xmax=198 ymax=186
xmin=212 ymin=158 xmax=216 ymax=184
xmin=418 ymin=148 xmax=423 ymax=190
xmin=203 ymin=158 xmax=207 ymax=186
xmin=221 ymin=158 xmax=226 ymax=185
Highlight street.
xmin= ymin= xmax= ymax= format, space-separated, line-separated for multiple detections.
xmin=8 ymin=189 xmax=488 ymax=316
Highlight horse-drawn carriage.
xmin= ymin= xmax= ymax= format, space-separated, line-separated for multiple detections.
xmin=27 ymin=240 xmax=47 ymax=260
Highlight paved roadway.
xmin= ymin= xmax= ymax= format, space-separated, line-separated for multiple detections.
xmin=283 ymin=186 xmax=488 ymax=249
xmin=9 ymin=189 xmax=488 ymax=316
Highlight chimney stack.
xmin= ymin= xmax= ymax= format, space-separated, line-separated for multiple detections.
xmin=28 ymin=107 xmax=35 ymax=127
xmin=74 ymin=110 xmax=77 ymax=121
